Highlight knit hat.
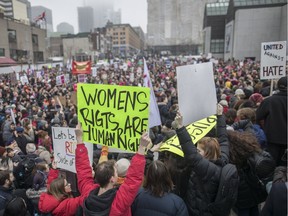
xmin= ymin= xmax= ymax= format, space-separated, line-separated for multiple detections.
xmin=235 ymin=89 xmax=244 ymax=96
xmin=5 ymin=138 xmax=15 ymax=146
xmin=16 ymin=126 xmax=24 ymax=133
xmin=249 ymin=93 xmax=264 ymax=105
xmin=116 ymin=158 xmax=130 ymax=177
xmin=26 ymin=143 xmax=36 ymax=154
xmin=219 ymin=99 xmax=228 ymax=107
xmin=277 ymin=76 xmax=287 ymax=91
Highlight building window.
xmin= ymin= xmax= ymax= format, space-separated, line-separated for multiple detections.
xmin=33 ymin=51 xmax=44 ymax=63
xmin=8 ymin=29 xmax=16 ymax=42
xmin=0 ymin=48 xmax=4 ymax=56
xmin=32 ymin=34 xmax=38 ymax=45
xmin=210 ymin=39 xmax=224 ymax=53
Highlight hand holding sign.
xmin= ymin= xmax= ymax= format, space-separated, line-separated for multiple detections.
xmin=173 ymin=111 xmax=184 ymax=130
xmin=75 ymin=123 xmax=83 ymax=144
xmin=217 ymin=104 xmax=223 ymax=116
xmin=138 ymin=132 xmax=151 ymax=155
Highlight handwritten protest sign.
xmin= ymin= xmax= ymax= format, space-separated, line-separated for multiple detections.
xmin=260 ymin=41 xmax=287 ymax=80
xmin=177 ymin=62 xmax=217 ymax=125
xmin=56 ymin=75 xmax=65 ymax=85
xmin=160 ymin=115 xmax=217 ymax=157
xmin=77 ymin=84 xmax=150 ymax=152
xmin=52 ymin=127 xmax=93 ymax=173
xmin=20 ymin=75 xmax=29 ymax=85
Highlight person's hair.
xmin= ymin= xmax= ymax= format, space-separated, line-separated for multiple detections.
xmin=237 ymin=107 xmax=256 ymax=123
xmin=143 ymin=160 xmax=173 ymax=197
xmin=47 ymin=177 xmax=71 ymax=201
xmin=5 ymin=148 xmax=14 ymax=155
xmin=94 ymin=160 xmax=116 ymax=188
xmin=238 ymin=99 xmax=255 ymax=109
xmin=228 ymin=130 xmax=261 ymax=167
xmin=197 ymin=137 xmax=220 ymax=160
xmin=0 ymin=170 xmax=10 ymax=185
xmin=225 ymin=108 xmax=237 ymax=125
xmin=3 ymin=197 xmax=27 ymax=216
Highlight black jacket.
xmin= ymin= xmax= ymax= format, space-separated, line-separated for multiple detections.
xmin=83 ymin=187 xmax=118 ymax=216
xmin=176 ymin=115 xmax=229 ymax=216
xmin=132 ymin=188 xmax=188 ymax=216
xmin=256 ymin=91 xmax=287 ymax=145
xmin=0 ymin=186 xmax=13 ymax=210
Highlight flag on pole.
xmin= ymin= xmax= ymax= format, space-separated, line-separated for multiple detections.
xmin=143 ymin=58 xmax=161 ymax=128
xmin=34 ymin=11 xmax=46 ymax=22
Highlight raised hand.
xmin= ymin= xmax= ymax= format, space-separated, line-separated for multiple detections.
xmin=217 ymin=103 xmax=223 ymax=116
xmin=75 ymin=122 xmax=83 ymax=144
xmin=173 ymin=111 xmax=183 ymax=129
xmin=138 ymin=132 xmax=151 ymax=155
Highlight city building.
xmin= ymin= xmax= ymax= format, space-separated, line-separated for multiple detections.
xmin=0 ymin=0 xmax=29 ymax=23
xmin=47 ymin=36 xmax=63 ymax=57
xmin=106 ymin=23 xmax=144 ymax=57
xmin=91 ymin=27 xmax=112 ymax=60
xmin=0 ymin=11 xmax=47 ymax=64
xmin=0 ymin=0 xmax=13 ymax=18
xmin=62 ymin=33 xmax=93 ymax=63
xmin=203 ymin=0 xmax=287 ymax=60
xmin=57 ymin=22 xmax=74 ymax=34
xmin=31 ymin=6 xmax=53 ymax=36
xmin=147 ymin=0 xmax=216 ymax=55
xmin=78 ymin=6 xmax=94 ymax=33
xmin=133 ymin=26 xmax=146 ymax=51
xmin=86 ymin=0 xmax=121 ymax=28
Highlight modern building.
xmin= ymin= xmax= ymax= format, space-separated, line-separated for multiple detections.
xmin=147 ymin=0 xmax=217 ymax=55
xmin=57 ymin=22 xmax=74 ymax=34
xmin=106 ymin=23 xmax=144 ymax=57
xmin=17 ymin=0 xmax=31 ymax=21
xmin=133 ymin=26 xmax=146 ymax=51
xmin=78 ymin=6 xmax=94 ymax=33
xmin=0 ymin=11 xmax=47 ymax=63
xmin=0 ymin=0 xmax=29 ymax=23
xmin=31 ymin=6 xmax=53 ymax=36
xmin=91 ymin=27 xmax=112 ymax=59
xmin=47 ymin=37 xmax=63 ymax=57
xmin=86 ymin=0 xmax=121 ymax=28
xmin=203 ymin=0 xmax=287 ymax=60
xmin=0 ymin=0 xmax=13 ymax=18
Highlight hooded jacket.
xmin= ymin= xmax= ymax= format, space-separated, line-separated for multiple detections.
xmin=76 ymin=144 xmax=145 ymax=216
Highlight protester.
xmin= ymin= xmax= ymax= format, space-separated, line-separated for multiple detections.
xmin=171 ymin=104 xmax=230 ymax=216
xmin=256 ymin=76 xmax=287 ymax=166
xmin=131 ymin=160 xmax=188 ymax=216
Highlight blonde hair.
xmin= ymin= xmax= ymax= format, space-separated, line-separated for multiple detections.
xmin=197 ymin=137 xmax=220 ymax=160
xmin=47 ymin=177 xmax=71 ymax=201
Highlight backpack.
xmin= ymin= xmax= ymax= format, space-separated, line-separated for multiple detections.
xmin=246 ymin=150 xmax=276 ymax=203
xmin=208 ymin=163 xmax=239 ymax=216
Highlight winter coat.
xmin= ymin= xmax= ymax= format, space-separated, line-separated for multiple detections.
xmin=38 ymin=145 xmax=89 ymax=216
xmin=76 ymin=144 xmax=145 ymax=216
xmin=131 ymin=188 xmax=189 ymax=216
xmin=260 ymin=182 xmax=287 ymax=216
xmin=256 ymin=91 xmax=287 ymax=145
xmin=2 ymin=121 xmax=13 ymax=143
xmin=0 ymin=186 xmax=13 ymax=210
xmin=177 ymin=115 xmax=229 ymax=216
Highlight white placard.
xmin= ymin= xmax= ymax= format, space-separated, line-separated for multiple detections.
xmin=52 ymin=127 xmax=93 ymax=173
xmin=260 ymin=41 xmax=287 ymax=80
xmin=92 ymin=67 xmax=97 ymax=77
xmin=177 ymin=62 xmax=217 ymax=125
xmin=56 ymin=75 xmax=65 ymax=85
xmin=20 ymin=75 xmax=29 ymax=85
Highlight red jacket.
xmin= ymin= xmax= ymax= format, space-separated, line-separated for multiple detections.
xmin=76 ymin=144 xmax=145 ymax=216
xmin=38 ymin=145 xmax=92 ymax=216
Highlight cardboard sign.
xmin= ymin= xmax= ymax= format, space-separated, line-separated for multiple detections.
xmin=260 ymin=41 xmax=287 ymax=80
xmin=160 ymin=115 xmax=217 ymax=157
xmin=177 ymin=62 xmax=217 ymax=125
xmin=77 ymin=84 xmax=150 ymax=152
xmin=52 ymin=127 xmax=93 ymax=173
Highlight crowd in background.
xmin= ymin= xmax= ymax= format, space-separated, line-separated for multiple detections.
xmin=0 ymin=56 xmax=286 ymax=216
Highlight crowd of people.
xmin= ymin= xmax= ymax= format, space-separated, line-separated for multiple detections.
xmin=0 ymin=56 xmax=286 ymax=216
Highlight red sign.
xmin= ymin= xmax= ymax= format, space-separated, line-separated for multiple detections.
xmin=72 ymin=61 xmax=91 ymax=75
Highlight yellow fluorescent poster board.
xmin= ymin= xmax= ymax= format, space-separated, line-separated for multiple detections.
xmin=160 ymin=115 xmax=217 ymax=157
xmin=77 ymin=84 xmax=150 ymax=152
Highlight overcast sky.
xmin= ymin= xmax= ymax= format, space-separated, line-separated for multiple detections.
xmin=29 ymin=0 xmax=147 ymax=33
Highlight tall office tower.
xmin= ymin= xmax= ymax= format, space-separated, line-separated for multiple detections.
xmin=147 ymin=0 xmax=217 ymax=47
xmin=86 ymin=0 xmax=121 ymax=28
xmin=31 ymin=6 xmax=53 ymax=35
xmin=57 ymin=22 xmax=74 ymax=34
xmin=18 ymin=0 xmax=31 ymax=21
xmin=78 ymin=6 xmax=94 ymax=32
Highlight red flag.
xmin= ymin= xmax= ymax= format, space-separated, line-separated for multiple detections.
xmin=34 ymin=11 xmax=46 ymax=22
xmin=72 ymin=61 xmax=91 ymax=75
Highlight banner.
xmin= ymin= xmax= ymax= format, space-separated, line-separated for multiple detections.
xmin=72 ymin=61 xmax=91 ymax=75
xmin=160 ymin=115 xmax=217 ymax=157
xmin=177 ymin=62 xmax=217 ymax=125
xmin=77 ymin=84 xmax=150 ymax=152
xmin=260 ymin=41 xmax=287 ymax=80
xmin=52 ymin=127 xmax=93 ymax=173
xmin=20 ymin=75 xmax=29 ymax=85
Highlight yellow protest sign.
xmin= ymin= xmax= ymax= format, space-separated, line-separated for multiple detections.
xmin=160 ymin=115 xmax=217 ymax=157
xmin=77 ymin=84 xmax=150 ymax=152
